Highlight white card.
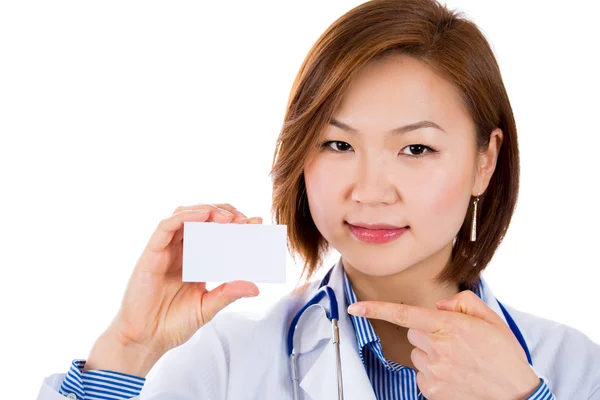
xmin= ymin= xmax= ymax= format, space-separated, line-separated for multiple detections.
xmin=182 ymin=222 xmax=287 ymax=283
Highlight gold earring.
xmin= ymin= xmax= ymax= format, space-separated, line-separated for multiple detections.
xmin=470 ymin=193 xmax=481 ymax=242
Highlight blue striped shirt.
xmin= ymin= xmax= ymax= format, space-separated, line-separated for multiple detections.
xmin=59 ymin=359 xmax=145 ymax=399
xmin=341 ymin=269 xmax=553 ymax=400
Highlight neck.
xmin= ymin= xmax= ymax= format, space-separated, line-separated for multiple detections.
xmin=341 ymin=241 xmax=460 ymax=369
xmin=342 ymin=241 xmax=460 ymax=309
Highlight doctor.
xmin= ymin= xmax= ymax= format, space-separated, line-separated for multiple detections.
xmin=37 ymin=0 xmax=600 ymax=399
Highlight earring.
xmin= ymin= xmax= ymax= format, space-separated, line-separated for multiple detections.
xmin=470 ymin=193 xmax=481 ymax=242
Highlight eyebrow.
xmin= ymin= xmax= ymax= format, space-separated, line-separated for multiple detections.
xmin=329 ymin=118 xmax=446 ymax=135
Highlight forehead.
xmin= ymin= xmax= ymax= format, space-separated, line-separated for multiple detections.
xmin=332 ymin=54 xmax=472 ymax=133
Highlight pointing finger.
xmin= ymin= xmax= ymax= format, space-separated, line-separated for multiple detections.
xmin=348 ymin=301 xmax=444 ymax=333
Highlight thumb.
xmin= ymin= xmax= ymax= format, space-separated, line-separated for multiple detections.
xmin=201 ymin=281 xmax=259 ymax=323
xmin=436 ymin=290 xmax=505 ymax=327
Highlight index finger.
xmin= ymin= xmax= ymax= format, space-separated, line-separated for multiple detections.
xmin=146 ymin=209 xmax=213 ymax=253
xmin=348 ymin=301 xmax=445 ymax=333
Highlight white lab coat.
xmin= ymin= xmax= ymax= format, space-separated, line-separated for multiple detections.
xmin=37 ymin=258 xmax=600 ymax=399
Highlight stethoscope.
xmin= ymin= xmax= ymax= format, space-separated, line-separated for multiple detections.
xmin=286 ymin=265 xmax=532 ymax=400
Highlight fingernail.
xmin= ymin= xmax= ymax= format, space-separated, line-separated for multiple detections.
xmin=216 ymin=208 xmax=234 ymax=217
xmin=347 ymin=304 xmax=366 ymax=316
xmin=244 ymin=287 xmax=259 ymax=297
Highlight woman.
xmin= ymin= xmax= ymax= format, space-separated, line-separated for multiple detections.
xmin=37 ymin=0 xmax=600 ymax=399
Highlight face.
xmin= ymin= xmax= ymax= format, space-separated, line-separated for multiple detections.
xmin=303 ymin=54 xmax=500 ymax=278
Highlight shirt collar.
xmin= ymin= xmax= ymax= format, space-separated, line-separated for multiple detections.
xmin=342 ymin=267 xmax=483 ymax=365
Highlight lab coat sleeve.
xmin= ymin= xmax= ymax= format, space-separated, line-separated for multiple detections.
xmin=590 ymin=385 xmax=600 ymax=400
xmin=139 ymin=319 xmax=228 ymax=399
xmin=36 ymin=321 xmax=228 ymax=400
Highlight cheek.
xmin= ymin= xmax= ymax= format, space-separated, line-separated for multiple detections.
xmin=304 ymin=159 xmax=342 ymax=231
xmin=430 ymin=174 xmax=469 ymax=217
xmin=410 ymin=166 xmax=471 ymax=226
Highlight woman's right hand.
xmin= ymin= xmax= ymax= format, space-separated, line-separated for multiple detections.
xmin=84 ymin=203 xmax=262 ymax=376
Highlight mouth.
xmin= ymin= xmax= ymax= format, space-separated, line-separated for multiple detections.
xmin=345 ymin=221 xmax=409 ymax=244
xmin=346 ymin=221 xmax=407 ymax=230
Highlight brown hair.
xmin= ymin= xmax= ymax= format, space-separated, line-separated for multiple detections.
xmin=269 ymin=0 xmax=520 ymax=290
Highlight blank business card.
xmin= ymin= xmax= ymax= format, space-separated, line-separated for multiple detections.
xmin=182 ymin=222 xmax=287 ymax=283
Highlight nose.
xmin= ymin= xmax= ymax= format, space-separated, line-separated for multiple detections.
xmin=350 ymin=156 xmax=398 ymax=205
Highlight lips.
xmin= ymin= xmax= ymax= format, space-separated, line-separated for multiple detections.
xmin=347 ymin=222 xmax=406 ymax=230
xmin=346 ymin=222 xmax=409 ymax=244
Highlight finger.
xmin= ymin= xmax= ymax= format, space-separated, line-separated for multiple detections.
xmin=196 ymin=204 xmax=250 ymax=224
xmin=171 ymin=203 xmax=239 ymax=241
xmin=211 ymin=203 xmax=249 ymax=222
xmin=416 ymin=371 xmax=428 ymax=397
xmin=436 ymin=290 xmax=506 ymax=328
xmin=170 ymin=208 xmax=235 ymax=242
xmin=201 ymin=281 xmax=260 ymax=323
xmin=348 ymin=301 xmax=443 ymax=333
xmin=411 ymin=347 xmax=429 ymax=373
xmin=173 ymin=204 xmax=255 ymax=241
xmin=146 ymin=209 xmax=213 ymax=253
xmin=407 ymin=328 xmax=433 ymax=354
xmin=172 ymin=204 xmax=219 ymax=215
xmin=173 ymin=204 xmax=239 ymax=222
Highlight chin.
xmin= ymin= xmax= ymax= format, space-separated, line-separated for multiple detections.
xmin=341 ymin=251 xmax=416 ymax=277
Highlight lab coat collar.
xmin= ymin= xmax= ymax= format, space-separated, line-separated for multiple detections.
xmin=298 ymin=257 xmax=510 ymax=400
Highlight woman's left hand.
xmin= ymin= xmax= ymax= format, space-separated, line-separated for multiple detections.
xmin=348 ymin=290 xmax=541 ymax=400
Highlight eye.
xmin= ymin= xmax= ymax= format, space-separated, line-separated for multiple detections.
xmin=321 ymin=140 xmax=353 ymax=153
xmin=401 ymin=144 xmax=436 ymax=158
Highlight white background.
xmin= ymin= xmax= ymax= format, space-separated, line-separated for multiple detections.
xmin=1 ymin=1 xmax=598 ymax=397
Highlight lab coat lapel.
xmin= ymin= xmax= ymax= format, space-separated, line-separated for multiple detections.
xmin=299 ymin=259 xmax=376 ymax=400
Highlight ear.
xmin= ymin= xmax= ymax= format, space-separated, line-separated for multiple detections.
xmin=472 ymin=128 xmax=503 ymax=195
